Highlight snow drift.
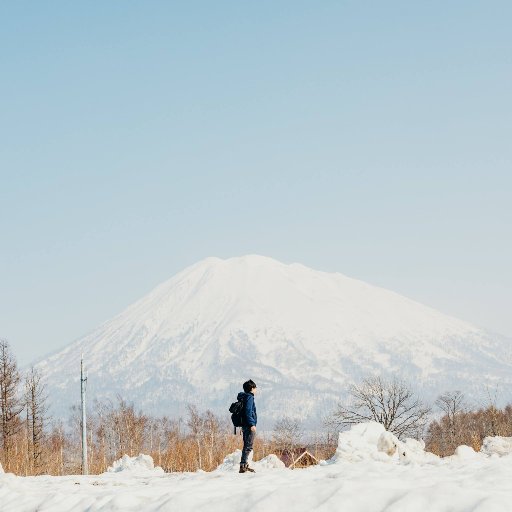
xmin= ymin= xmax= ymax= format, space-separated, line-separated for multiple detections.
xmin=480 ymin=436 xmax=512 ymax=457
xmin=328 ymin=422 xmax=440 ymax=465
xmin=106 ymin=454 xmax=164 ymax=475
xmin=216 ymin=449 xmax=285 ymax=472
xmin=330 ymin=421 xmax=512 ymax=465
xmin=5 ymin=422 xmax=512 ymax=512
xmin=3 ymin=424 xmax=512 ymax=511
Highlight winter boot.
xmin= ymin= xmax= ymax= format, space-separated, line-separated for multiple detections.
xmin=239 ymin=463 xmax=256 ymax=473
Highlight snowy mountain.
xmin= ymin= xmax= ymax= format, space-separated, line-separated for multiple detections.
xmin=37 ymin=255 xmax=512 ymax=425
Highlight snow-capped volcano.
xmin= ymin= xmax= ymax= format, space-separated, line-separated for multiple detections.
xmin=38 ymin=255 xmax=512 ymax=424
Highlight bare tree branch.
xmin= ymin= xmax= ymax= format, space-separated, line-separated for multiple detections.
xmin=327 ymin=376 xmax=431 ymax=439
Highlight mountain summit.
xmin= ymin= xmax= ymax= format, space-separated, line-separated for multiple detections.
xmin=38 ymin=255 xmax=511 ymax=423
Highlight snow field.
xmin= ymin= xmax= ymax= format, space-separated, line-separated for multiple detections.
xmin=1 ymin=423 xmax=512 ymax=512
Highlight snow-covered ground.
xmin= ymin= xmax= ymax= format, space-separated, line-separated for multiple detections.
xmin=2 ymin=423 xmax=512 ymax=512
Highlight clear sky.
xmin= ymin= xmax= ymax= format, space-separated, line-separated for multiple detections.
xmin=1 ymin=1 xmax=511 ymax=366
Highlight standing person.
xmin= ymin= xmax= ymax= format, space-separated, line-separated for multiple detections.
xmin=238 ymin=379 xmax=257 ymax=473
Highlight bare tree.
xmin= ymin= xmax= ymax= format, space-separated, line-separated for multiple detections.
xmin=187 ymin=405 xmax=204 ymax=469
xmin=482 ymin=386 xmax=502 ymax=437
xmin=24 ymin=367 xmax=48 ymax=474
xmin=184 ymin=405 xmax=231 ymax=471
xmin=46 ymin=419 xmax=67 ymax=475
xmin=436 ymin=391 xmax=466 ymax=418
xmin=0 ymin=340 xmax=23 ymax=470
xmin=92 ymin=396 xmax=148 ymax=467
xmin=272 ymin=417 xmax=303 ymax=451
xmin=436 ymin=391 xmax=465 ymax=440
xmin=426 ymin=401 xmax=512 ymax=456
xmin=424 ymin=390 xmax=467 ymax=455
xmin=203 ymin=410 xmax=222 ymax=468
xmin=328 ymin=376 xmax=430 ymax=438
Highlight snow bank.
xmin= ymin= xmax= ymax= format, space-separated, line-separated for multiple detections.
xmin=216 ymin=449 xmax=247 ymax=471
xmin=330 ymin=422 xmax=512 ymax=466
xmin=328 ymin=422 xmax=441 ymax=465
xmin=256 ymin=454 xmax=286 ymax=470
xmin=106 ymin=454 xmax=164 ymax=475
xmin=398 ymin=438 xmax=440 ymax=465
xmin=0 ymin=462 xmax=3 ymax=474
xmin=329 ymin=422 xmax=512 ymax=465
xmin=216 ymin=449 xmax=285 ymax=472
xmin=453 ymin=445 xmax=479 ymax=460
xmin=377 ymin=430 xmax=400 ymax=456
xmin=5 ymin=425 xmax=512 ymax=512
xmin=330 ymin=422 xmax=396 ymax=463
xmin=481 ymin=436 xmax=512 ymax=457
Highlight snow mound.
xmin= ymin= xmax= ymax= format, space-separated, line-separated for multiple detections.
xmin=106 ymin=454 xmax=164 ymax=475
xmin=481 ymin=436 xmax=512 ymax=457
xmin=216 ymin=449 xmax=285 ymax=472
xmin=330 ymin=422 xmax=393 ymax=463
xmin=328 ymin=422 xmax=441 ymax=465
xmin=216 ymin=449 xmax=247 ymax=471
xmin=0 ymin=462 xmax=3 ymax=474
xmin=253 ymin=453 xmax=286 ymax=471
xmin=377 ymin=431 xmax=400 ymax=456
xmin=453 ymin=445 xmax=479 ymax=460
xmin=256 ymin=454 xmax=286 ymax=470
xmin=398 ymin=438 xmax=440 ymax=465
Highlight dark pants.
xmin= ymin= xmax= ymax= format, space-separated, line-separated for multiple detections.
xmin=241 ymin=427 xmax=256 ymax=465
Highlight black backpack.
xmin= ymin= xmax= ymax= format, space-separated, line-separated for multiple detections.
xmin=229 ymin=397 xmax=244 ymax=433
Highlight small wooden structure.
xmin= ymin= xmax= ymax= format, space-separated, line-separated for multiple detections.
xmin=278 ymin=448 xmax=318 ymax=469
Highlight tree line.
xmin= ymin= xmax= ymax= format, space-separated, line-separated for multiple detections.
xmin=0 ymin=340 xmax=333 ymax=475
xmin=1 ymin=340 xmax=511 ymax=475
xmin=325 ymin=376 xmax=512 ymax=456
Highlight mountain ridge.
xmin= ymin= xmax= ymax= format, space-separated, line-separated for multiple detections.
xmin=37 ymin=255 xmax=512 ymax=425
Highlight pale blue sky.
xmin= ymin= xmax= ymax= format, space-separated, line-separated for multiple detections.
xmin=1 ymin=1 xmax=511 ymax=365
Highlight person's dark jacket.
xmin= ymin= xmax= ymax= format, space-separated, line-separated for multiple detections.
xmin=237 ymin=391 xmax=257 ymax=427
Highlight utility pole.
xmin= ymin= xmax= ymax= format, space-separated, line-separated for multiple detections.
xmin=81 ymin=355 xmax=88 ymax=475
